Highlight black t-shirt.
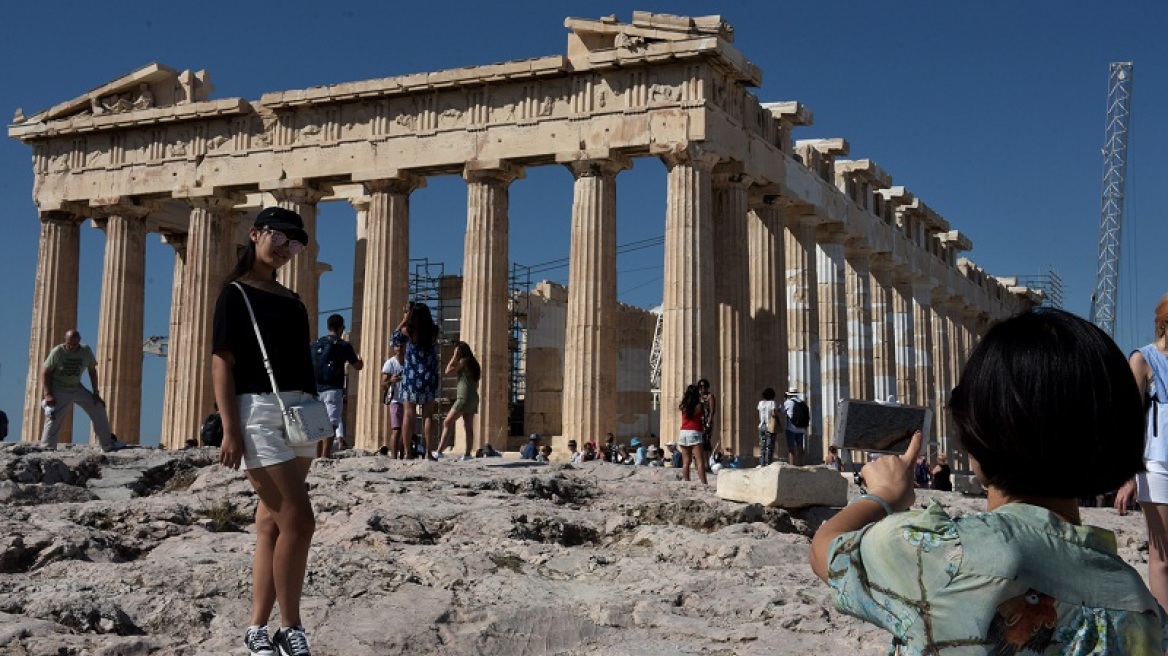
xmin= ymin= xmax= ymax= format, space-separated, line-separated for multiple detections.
xmin=212 ymin=282 xmax=316 ymax=396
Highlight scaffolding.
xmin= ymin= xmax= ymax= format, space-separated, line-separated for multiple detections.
xmin=1012 ymin=268 xmax=1064 ymax=309
xmin=509 ymin=262 xmax=533 ymax=437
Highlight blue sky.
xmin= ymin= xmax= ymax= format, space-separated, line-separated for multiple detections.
xmin=2 ymin=2 xmax=1165 ymax=444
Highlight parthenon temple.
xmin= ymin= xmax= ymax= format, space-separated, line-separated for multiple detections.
xmin=9 ymin=11 xmax=1037 ymax=466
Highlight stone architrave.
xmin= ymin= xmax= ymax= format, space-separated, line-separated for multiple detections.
xmin=23 ymin=213 xmax=82 ymax=444
xmin=844 ymin=239 xmax=874 ymax=402
xmin=891 ymin=272 xmax=916 ymax=405
xmin=269 ymin=185 xmax=325 ymax=322
xmin=782 ymin=209 xmax=823 ymax=461
xmin=353 ymin=174 xmax=425 ymax=451
xmin=815 ymin=225 xmax=849 ymax=449
xmin=167 ymin=195 xmax=238 ymax=449
xmin=94 ymin=208 xmax=150 ymax=444
xmin=560 ymin=153 xmax=629 ymax=446
xmin=659 ymin=146 xmax=720 ymax=443
xmin=462 ymin=162 xmax=523 ymax=448
xmin=869 ymin=258 xmax=897 ymax=402
xmin=747 ymin=195 xmax=787 ymax=411
xmin=712 ymin=169 xmax=753 ymax=460
xmin=160 ymin=234 xmax=186 ymax=447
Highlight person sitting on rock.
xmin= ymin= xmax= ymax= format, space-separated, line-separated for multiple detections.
xmin=567 ymin=439 xmax=582 ymax=464
xmin=521 ymin=433 xmax=540 ymax=460
xmin=536 ymin=444 xmax=552 ymax=463
xmin=615 ymin=444 xmax=632 ymax=465
xmin=810 ymin=308 xmax=1168 ymax=654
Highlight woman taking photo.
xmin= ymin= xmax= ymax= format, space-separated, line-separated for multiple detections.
xmin=212 ymin=207 xmax=319 ymax=656
xmin=433 ymin=340 xmax=481 ymax=460
xmin=678 ymin=384 xmax=708 ymax=485
xmin=397 ymin=303 xmax=441 ymax=460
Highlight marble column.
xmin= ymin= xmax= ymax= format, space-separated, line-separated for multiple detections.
xmin=168 ymin=196 xmax=238 ymax=449
xmin=346 ymin=197 xmax=370 ymax=450
xmin=561 ymin=155 xmax=628 ymax=446
xmin=354 ymin=175 xmax=424 ymax=451
xmin=271 ymin=186 xmax=325 ymax=322
xmin=845 ymin=240 xmax=874 ymax=401
xmin=782 ymin=209 xmax=823 ymax=461
xmin=659 ymin=147 xmax=719 ymax=442
xmin=23 ymin=213 xmax=82 ymax=443
xmin=462 ymin=162 xmax=522 ymax=446
xmin=713 ymin=170 xmax=753 ymax=459
xmin=911 ymin=279 xmax=935 ymax=418
xmin=95 ymin=210 xmax=149 ymax=444
xmin=869 ymin=258 xmax=897 ymax=402
xmin=931 ymin=294 xmax=955 ymax=451
xmin=160 ymin=234 xmax=186 ymax=448
xmin=747 ymin=196 xmax=787 ymax=410
xmin=892 ymin=272 xmax=916 ymax=405
xmin=816 ymin=225 xmax=849 ymax=449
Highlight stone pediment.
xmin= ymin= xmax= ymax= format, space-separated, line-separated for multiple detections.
xmin=15 ymin=63 xmax=214 ymax=125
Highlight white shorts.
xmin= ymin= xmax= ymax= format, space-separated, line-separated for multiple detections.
xmin=678 ymin=429 xmax=704 ymax=447
xmin=1138 ymin=460 xmax=1168 ymax=504
xmin=319 ymin=388 xmax=345 ymax=438
xmin=238 ymin=392 xmax=319 ymax=471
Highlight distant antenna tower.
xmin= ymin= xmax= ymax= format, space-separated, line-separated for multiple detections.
xmin=1090 ymin=62 xmax=1133 ymax=337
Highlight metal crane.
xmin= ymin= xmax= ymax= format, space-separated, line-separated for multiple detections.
xmin=1090 ymin=62 xmax=1134 ymax=338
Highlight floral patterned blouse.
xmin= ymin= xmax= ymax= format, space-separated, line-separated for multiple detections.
xmin=827 ymin=500 xmax=1168 ymax=655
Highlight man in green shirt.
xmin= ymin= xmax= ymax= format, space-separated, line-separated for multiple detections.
xmin=39 ymin=329 xmax=125 ymax=451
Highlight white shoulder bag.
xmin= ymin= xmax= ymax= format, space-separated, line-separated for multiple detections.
xmin=232 ymin=282 xmax=334 ymax=445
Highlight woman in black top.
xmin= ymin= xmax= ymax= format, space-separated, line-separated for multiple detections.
xmin=212 ymin=207 xmax=317 ymax=656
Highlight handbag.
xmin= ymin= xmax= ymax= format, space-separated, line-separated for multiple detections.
xmin=232 ymin=282 xmax=334 ymax=445
xmin=766 ymin=414 xmax=779 ymax=434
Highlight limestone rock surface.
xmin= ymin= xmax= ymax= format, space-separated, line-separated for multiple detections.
xmin=715 ymin=463 xmax=848 ymax=508
xmin=0 ymin=445 xmax=1152 ymax=655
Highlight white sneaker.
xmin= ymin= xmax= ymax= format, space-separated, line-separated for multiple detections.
xmin=431 ymin=451 xmax=444 ymax=460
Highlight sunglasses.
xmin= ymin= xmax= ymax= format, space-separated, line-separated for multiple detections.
xmin=263 ymin=228 xmax=306 ymax=255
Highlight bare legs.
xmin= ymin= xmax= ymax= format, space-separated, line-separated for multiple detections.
xmin=403 ymin=400 xmax=437 ymax=459
xmin=436 ymin=409 xmax=476 ymax=458
xmin=246 ymin=457 xmax=315 ymax=628
xmin=1143 ymin=501 xmax=1168 ymax=611
xmin=680 ymin=444 xmax=708 ymax=485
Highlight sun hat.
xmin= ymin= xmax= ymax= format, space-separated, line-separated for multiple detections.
xmin=253 ymin=207 xmax=308 ymax=245
xmin=630 ymin=437 xmax=642 ymax=447
xmin=567 ymin=439 xmax=578 ymax=447
xmin=785 ymin=387 xmax=800 ymax=397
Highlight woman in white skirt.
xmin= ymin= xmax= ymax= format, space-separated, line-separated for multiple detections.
xmin=1117 ymin=293 xmax=1168 ymax=612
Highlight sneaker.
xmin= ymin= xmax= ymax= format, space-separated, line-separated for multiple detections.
xmin=244 ymin=625 xmax=276 ymax=656
xmin=460 ymin=455 xmax=474 ymax=461
xmin=101 ymin=439 xmax=129 ymax=453
xmin=273 ymin=625 xmax=312 ymax=656
xmin=431 ymin=451 xmax=444 ymax=460
xmin=377 ymin=446 xmax=389 ymax=456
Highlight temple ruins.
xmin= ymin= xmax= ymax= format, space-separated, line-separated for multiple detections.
xmin=8 ymin=11 xmax=1037 ymax=466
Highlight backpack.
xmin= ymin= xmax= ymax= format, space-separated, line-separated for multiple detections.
xmin=312 ymin=336 xmax=344 ymax=388
xmin=200 ymin=412 xmax=223 ymax=447
xmin=790 ymin=399 xmax=811 ymax=429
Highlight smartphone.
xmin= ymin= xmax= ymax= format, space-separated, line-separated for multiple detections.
xmin=832 ymin=399 xmax=932 ymax=454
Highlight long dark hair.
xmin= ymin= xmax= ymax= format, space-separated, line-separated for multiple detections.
xmin=405 ymin=303 xmax=439 ymax=350
xmin=455 ymin=341 xmax=482 ymax=382
xmin=679 ymin=384 xmax=702 ymax=418
xmin=222 ymin=238 xmax=276 ymax=287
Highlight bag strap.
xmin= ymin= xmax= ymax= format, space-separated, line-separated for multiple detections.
xmin=231 ymin=282 xmax=290 ymax=417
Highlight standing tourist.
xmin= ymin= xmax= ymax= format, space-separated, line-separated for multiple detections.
xmin=433 ymin=340 xmax=481 ymax=460
xmin=312 ymin=313 xmax=363 ymax=458
xmin=678 ymin=384 xmax=708 ymax=485
xmin=930 ymin=453 xmax=952 ymax=491
xmin=698 ymin=378 xmax=717 ymax=454
xmin=782 ymin=388 xmax=809 ymax=465
xmin=812 ymin=308 xmax=1166 ymax=654
xmin=39 ymin=329 xmax=126 ymax=452
xmin=757 ymin=387 xmax=779 ymax=466
xmin=379 ymin=332 xmax=408 ymax=458
xmin=212 ymin=207 xmax=319 ymax=656
xmin=397 ymin=303 xmax=441 ymax=461
xmin=1117 ymin=292 xmax=1168 ymax=612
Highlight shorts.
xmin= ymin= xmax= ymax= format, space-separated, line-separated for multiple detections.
xmin=389 ymin=401 xmax=404 ymax=429
xmin=785 ymin=428 xmax=805 ymax=452
xmin=237 ymin=392 xmax=319 ymax=471
xmin=319 ymin=388 xmax=344 ymax=438
xmin=678 ymin=429 xmax=703 ymax=447
xmin=1138 ymin=460 xmax=1168 ymax=504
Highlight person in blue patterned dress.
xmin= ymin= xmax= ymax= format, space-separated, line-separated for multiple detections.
xmin=396 ymin=303 xmax=440 ymax=460
xmin=810 ymin=308 xmax=1168 ymax=655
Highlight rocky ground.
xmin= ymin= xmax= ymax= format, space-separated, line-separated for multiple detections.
xmin=0 ymin=444 xmax=1152 ymax=656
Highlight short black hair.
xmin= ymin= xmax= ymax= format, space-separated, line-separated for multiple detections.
xmin=762 ymin=387 xmax=776 ymax=400
xmin=327 ymin=314 xmax=345 ymax=331
xmin=950 ymin=307 xmax=1144 ymax=498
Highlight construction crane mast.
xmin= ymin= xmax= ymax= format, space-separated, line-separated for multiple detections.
xmin=1090 ymin=62 xmax=1134 ymax=338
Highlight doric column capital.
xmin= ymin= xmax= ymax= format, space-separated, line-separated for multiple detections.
xmin=558 ymin=151 xmax=632 ymax=179
xmin=265 ymin=183 xmax=326 ymax=206
xmin=815 ymin=223 xmax=849 ymax=243
xmin=182 ymin=193 xmax=244 ymax=215
xmin=712 ymin=170 xmax=754 ymax=190
xmin=844 ymin=235 xmax=872 ymax=258
xmin=462 ymin=160 xmax=524 ymax=186
xmin=747 ymin=189 xmax=782 ymax=211
xmin=349 ymin=196 xmax=371 ymax=213
xmin=659 ymin=143 xmax=723 ymax=171
xmin=159 ymin=231 xmax=187 ymax=254
xmin=38 ymin=210 xmax=84 ymax=227
xmin=361 ymin=172 xmax=427 ymax=195
xmin=89 ymin=198 xmax=156 ymax=221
